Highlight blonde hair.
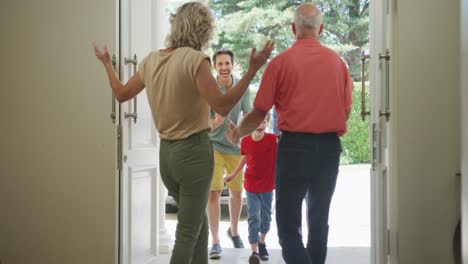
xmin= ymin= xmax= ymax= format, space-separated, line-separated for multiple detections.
xmin=166 ymin=2 xmax=214 ymax=50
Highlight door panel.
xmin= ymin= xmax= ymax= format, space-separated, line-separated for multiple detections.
xmin=119 ymin=0 xmax=159 ymax=263
xmin=0 ymin=1 xmax=118 ymax=264
xmin=130 ymin=168 xmax=158 ymax=264
xmin=132 ymin=93 xmax=156 ymax=147
xmin=370 ymin=0 xmax=392 ymax=263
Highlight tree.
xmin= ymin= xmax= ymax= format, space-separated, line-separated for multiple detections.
xmin=314 ymin=0 xmax=369 ymax=80
xmin=209 ymin=0 xmax=369 ymax=81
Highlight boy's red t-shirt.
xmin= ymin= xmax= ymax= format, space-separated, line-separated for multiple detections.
xmin=241 ymin=133 xmax=277 ymax=193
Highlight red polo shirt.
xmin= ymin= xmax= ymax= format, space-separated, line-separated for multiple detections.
xmin=254 ymin=39 xmax=353 ymax=136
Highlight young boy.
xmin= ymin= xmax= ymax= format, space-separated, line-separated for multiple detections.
xmin=224 ymin=113 xmax=277 ymax=264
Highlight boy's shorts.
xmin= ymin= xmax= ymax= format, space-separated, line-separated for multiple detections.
xmin=210 ymin=150 xmax=244 ymax=192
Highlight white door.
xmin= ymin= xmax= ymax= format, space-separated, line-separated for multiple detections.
xmin=369 ymin=0 xmax=393 ymax=263
xmin=119 ymin=0 xmax=161 ymax=263
xmin=0 ymin=0 xmax=118 ymax=263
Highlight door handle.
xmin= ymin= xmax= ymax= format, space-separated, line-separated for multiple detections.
xmin=379 ymin=49 xmax=391 ymax=122
xmin=110 ymin=54 xmax=117 ymax=124
xmin=124 ymin=54 xmax=138 ymax=123
xmin=361 ymin=52 xmax=371 ymax=121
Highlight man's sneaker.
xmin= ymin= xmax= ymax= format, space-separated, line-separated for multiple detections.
xmin=209 ymin=243 xmax=222 ymax=259
xmin=258 ymin=242 xmax=269 ymax=261
xmin=227 ymin=228 xmax=245 ymax=248
xmin=248 ymin=252 xmax=260 ymax=264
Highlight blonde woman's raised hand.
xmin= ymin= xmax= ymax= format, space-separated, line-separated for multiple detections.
xmin=93 ymin=42 xmax=111 ymax=66
xmin=248 ymin=40 xmax=275 ymax=72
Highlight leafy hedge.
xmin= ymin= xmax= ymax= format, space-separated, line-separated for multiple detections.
xmin=340 ymin=82 xmax=370 ymax=164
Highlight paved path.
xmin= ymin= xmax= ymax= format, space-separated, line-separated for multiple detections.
xmin=156 ymin=247 xmax=370 ymax=264
xmin=166 ymin=164 xmax=371 ymax=251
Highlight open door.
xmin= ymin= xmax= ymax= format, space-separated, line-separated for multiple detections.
xmin=369 ymin=0 xmax=393 ymax=263
xmin=0 ymin=0 xmax=118 ymax=263
xmin=118 ymin=0 xmax=170 ymax=263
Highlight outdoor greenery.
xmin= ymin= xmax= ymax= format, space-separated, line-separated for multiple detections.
xmin=209 ymin=0 xmax=369 ymax=81
xmin=340 ymin=82 xmax=370 ymax=164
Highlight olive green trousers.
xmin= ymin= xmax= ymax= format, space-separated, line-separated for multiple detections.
xmin=160 ymin=130 xmax=214 ymax=264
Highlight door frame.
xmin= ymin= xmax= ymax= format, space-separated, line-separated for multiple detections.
xmin=117 ymin=0 xmax=171 ymax=263
xmin=369 ymin=0 xmax=393 ymax=263
xmin=461 ymin=0 xmax=468 ymax=262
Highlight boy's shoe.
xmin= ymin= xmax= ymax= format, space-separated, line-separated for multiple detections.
xmin=248 ymin=252 xmax=260 ymax=264
xmin=209 ymin=243 xmax=222 ymax=259
xmin=227 ymin=227 xmax=245 ymax=248
xmin=258 ymin=242 xmax=269 ymax=261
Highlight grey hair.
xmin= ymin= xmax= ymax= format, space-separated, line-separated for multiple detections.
xmin=166 ymin=2 xmax=214 ymax=50
xmin=293 ymin=4 xmax=322 ymax=29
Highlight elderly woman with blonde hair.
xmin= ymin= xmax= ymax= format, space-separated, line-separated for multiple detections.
xmin=93 ymin=2 xmax=274 ymax=264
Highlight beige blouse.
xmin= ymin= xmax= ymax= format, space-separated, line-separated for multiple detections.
xmin=138 ymin=47 xmax=211 ymax=140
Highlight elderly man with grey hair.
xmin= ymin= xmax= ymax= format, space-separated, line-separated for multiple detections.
xmin=227 ymin=3 xmax=353 ymax=264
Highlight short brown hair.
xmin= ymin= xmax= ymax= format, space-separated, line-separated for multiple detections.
xmin=212 ymin=49 xmax=235 ymax=64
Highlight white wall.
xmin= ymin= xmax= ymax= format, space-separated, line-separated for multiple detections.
xmin=390 ymin=0 xmax=461 ymax=263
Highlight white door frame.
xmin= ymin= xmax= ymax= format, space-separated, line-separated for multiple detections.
xmin=118 ymin=1 xmax=397 ymax=263
xmin=461 ymin=0 xmax=468 ymax=262
xmin=118 ymin=0 xmax=164 ymax=263
xmin=150 ymin=0 xmax=173 ymax=255
xmin=369 ymin=0 xmax=394 ymax=263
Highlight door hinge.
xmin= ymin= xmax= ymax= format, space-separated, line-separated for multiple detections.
xmin=117 ymin=124 xmax=123 ymax=171
xmin=386 ymin=229 xmax=391 ymax=256
xmin=371 ymin=123 xmax=379 ymax=170
xmin=387 ymin=229 xmax=399 ymax=257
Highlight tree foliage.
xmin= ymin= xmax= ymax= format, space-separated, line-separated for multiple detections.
xmin=209 ymin=0 xmax=369 ymax=81
xmin=340 ymin=82 xmax=370 ymax=164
